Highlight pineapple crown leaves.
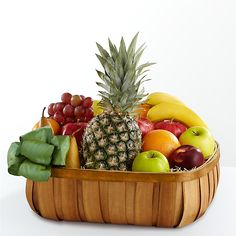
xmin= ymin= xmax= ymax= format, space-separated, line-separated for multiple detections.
xmin=95 ymin=33 xmax=155 ymax=114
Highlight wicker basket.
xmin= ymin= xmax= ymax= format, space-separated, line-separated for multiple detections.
xmin=25 ymin=144 xmax=220 ymax=228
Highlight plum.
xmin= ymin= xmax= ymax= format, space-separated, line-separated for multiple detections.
xmin=169 ymin=145 xmax=204 ymax=170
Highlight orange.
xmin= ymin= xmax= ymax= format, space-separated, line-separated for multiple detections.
xmin=134 ymin=104 xmax=151 ymax=118
xmin=142 ymin=129 xmax=180 ymax=158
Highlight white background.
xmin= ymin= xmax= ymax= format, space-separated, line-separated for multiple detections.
xmin=0 ymin=0 xmax=236 ymax=235
xmin=1 ymin=0 xmax=236 ymax=167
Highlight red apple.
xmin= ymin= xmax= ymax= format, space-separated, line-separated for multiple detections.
xmin=61 ymin=122 xmax=88 ymax=146
xmin=137 ymin=118 xmax=154 ymax=137
xmin=169 ymin=145 xmax=204 ymax=170
xmin=154 ymin=120 xmax=187 ymax=138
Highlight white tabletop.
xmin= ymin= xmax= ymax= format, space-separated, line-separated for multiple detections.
xmin=1 ymin=164 xmax=235 ymax=236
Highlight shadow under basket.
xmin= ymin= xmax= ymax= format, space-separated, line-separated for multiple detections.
xmin=25 ymin=143 xmax=220 ymax=228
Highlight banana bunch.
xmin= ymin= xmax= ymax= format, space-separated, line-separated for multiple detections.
xmin=146 ymin=92 xmax=208 ymax=128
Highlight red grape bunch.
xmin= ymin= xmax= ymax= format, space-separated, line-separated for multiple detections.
xmin=47 ymin=92 xmax=94 ymax=126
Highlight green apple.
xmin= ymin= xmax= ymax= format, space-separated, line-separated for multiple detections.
xmin=132 ymin=150 xmax=170 ymax=172
xmin=179 ymin=126 xmax=215 ymax=159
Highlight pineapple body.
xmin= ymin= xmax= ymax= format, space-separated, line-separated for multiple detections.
xmin=83 ymin=112 xmax=141 ymax=171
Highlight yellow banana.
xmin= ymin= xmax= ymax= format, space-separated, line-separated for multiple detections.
xmin=147 ymin=102 xmax=208 ymax=128
xmin=66 ymin=136 xmax=80 ymax=169
xmin=146 ymin=92 xmax=185 ymax=106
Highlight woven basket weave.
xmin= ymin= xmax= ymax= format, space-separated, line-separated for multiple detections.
xmin=26 ymin=143 xmax=220 ymax=228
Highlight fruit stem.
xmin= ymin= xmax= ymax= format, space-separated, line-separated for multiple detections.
xmin=192 ymin=130 xmax=199 ymax=136
xmin=42 ymin=107 xmax=46 ymax=118
xmin=150 ymin=153 xmax=156 ymax=158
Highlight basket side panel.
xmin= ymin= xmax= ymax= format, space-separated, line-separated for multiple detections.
xmin=53 ymin=178 xmax=63 ymax=219
xmin=208 ymin=171 xmax=215 ymax=204
xmin=178 ymin=179 xmax=201 ymax=227
xmin=134 ymin=182 xmax=154 ymax=226
xmin=32 ymin=180 xmax=40 ymax=214
xmin=152 ymin=183 xmax=160 ymax=226
xmin=207 ymin=164 xmax=219 ymax=205
xmin=125 ymin=182 xmax=136 ymax=224
xmin=25 ymin=179 xmax=37 ymax=213
xmin=216 ymin=162 xmax=220 ymax=183
xmin=197 ymin=163 xmax=220 ymax=219
xmin=81 ymin=180 xmax=104 ymax=223
xmin=99 ymin=181 xmax=110 ymax=223
xmin=77 ymin=180 xmax=86 ymax=221
xmin=213 ymin=165 xmax=218 ymax=196
xmin=108 ymin=182 xmax=127 ymax=224
xmin=53 ymin=178 xmax=80 ymax=221
xmin=34 ymin=178 xmax=59 ymax=220
xmin=197 ymin=174 xmax=210 ymax=219
xmin=157 ymin=182 xmax=183 ymax=227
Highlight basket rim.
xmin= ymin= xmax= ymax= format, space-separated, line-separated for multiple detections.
xmin=51 ymin=142 xmax=220 ymax=183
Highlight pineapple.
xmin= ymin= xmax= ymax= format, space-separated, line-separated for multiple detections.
xmin=82 ymin=33 xmax=154 ymax=171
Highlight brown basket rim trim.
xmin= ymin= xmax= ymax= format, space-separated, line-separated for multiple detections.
xmin=51 ymin=143 xmax=220 ymax=183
